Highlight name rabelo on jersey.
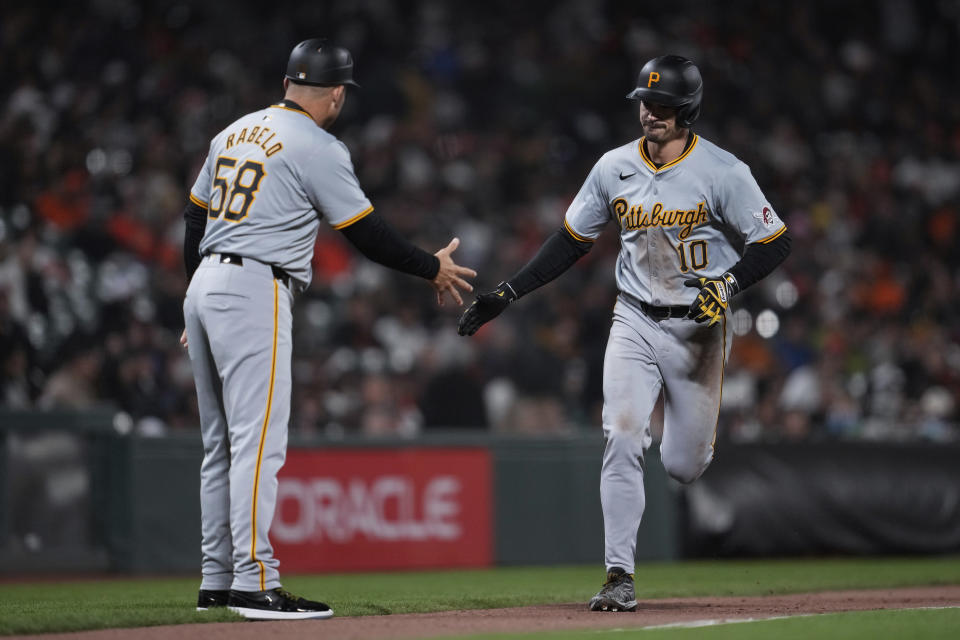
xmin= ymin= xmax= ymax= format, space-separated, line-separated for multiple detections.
xmin=224 ymin=122 xmax=284 ymax=157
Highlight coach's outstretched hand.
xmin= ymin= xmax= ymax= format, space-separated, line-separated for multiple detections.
xmin=457 ymin=282 xmax=517 ymax=336
xmin=431 ymin=237 xmax=477 ymax=306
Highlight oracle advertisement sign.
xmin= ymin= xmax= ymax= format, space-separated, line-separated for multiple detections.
xmin=271 ymin=447 xmax=493 ymax=572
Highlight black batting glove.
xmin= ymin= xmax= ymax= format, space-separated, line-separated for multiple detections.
xmin=457 ymin=281 xmax=517 ymax=336
xmin=684 ymin=273 xmax=739 ymax=326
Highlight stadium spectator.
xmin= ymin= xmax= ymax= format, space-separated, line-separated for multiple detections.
xmin=0 ymin=0 xmax=957 ymax=441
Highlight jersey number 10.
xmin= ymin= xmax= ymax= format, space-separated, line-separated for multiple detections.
xmin=209 ymin=156 xmax=267 ymax=222
xmin=674 ymin=240 xmax=708 ymax=272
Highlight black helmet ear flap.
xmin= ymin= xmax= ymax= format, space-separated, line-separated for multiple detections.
xmin=627 ymin=55 xmax=702 ymax=127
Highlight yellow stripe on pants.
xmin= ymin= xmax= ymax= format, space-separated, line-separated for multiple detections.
xmin=251 ymin=279 xmax=279 ymax=591
xmin=710 ymin=313 xmax=727 ymax=450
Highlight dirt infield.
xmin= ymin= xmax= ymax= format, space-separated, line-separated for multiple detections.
xmin=14 ymin=585 xmax=960 ymax=639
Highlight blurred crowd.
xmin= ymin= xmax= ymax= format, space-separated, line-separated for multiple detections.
xmin=1 ymin=0 xmax=958 ymax=441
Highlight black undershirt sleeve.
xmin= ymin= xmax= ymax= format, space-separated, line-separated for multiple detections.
xmin=183 ymin=200 xmax=207 ymax=280
xmin=339 ymin=211 xmax=440 ymax=280
xmin=500 ymin=225 xmax=788 ymax=300
xmin=727 ymin=229 xmax=792 ymax=293
xmin=505 ymin=227 xmax=593 ymax=299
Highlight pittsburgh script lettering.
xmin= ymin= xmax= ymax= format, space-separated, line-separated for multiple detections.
xmin=612 ymin=198 xmax=709 ymax=240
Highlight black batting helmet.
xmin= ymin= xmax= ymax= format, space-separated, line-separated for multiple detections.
xmin=285 ymin=38 xmax=360 ymax=88
xmin=626 ymin=55 xmax=702 ymax=128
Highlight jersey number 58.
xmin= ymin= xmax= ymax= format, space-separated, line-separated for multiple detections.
xmin=208 ymin=156 xmax=267 ymax=222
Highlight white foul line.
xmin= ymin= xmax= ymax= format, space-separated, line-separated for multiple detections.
xmin=594 ymin=606 xmax=960 ymax=632
xmin=640 ymin=614 xmax=812 ymax=630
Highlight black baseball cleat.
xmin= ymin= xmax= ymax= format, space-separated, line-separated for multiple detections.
xmin=227 ymin=587 xmax=333 ymax=620
xmin=196 ymin=589 xmax=229 ymax=611
xmin=588 ymin=567 xmax=638 ymax=612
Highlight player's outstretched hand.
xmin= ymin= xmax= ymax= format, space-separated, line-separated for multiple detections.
xmin=684 ymin=276 xmax=734 ymax=326
xmin=432 ymin=237 xmax=477 ymax=307
xmin=457 ymin=282 xmax=517 ymax=336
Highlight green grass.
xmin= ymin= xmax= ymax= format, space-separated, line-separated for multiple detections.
xmin=449 ymin=607 xmax=960 ymax=640
xmin=1 ymin=556 xmax=959 ymax=635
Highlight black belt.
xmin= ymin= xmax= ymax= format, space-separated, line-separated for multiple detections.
xmin=214 ymin=253 xmax=290 ymax=287
xmin=638 ymin=300 xmax=690 ymax=320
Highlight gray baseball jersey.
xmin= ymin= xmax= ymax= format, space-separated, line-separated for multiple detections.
xmin=189 ymin=103 xmax=373 ymax=289
xmin=568 ymin=134 xmax=786 ymax=577
xmin=564 ymin=134 xmax=785 ymax=306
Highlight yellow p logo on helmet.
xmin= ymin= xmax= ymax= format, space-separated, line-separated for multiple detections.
xmin=647 ymin=71 xmax=660 ymax=87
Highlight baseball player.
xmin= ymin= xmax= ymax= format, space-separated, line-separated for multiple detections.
xmin=181 ymin=39 xmax=475 ymax=620
xmin=458 ymin=55 xmax=791 ymax=611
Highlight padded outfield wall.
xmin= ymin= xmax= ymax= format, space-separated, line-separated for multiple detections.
xmin=1 ymin=410 xmax=957 ymax=574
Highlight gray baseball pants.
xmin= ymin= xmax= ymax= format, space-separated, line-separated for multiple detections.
xmin=184 ymin=253 xmax=293 ymax=592
xmin=600 ymin=293 xmax=732 ymax=574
